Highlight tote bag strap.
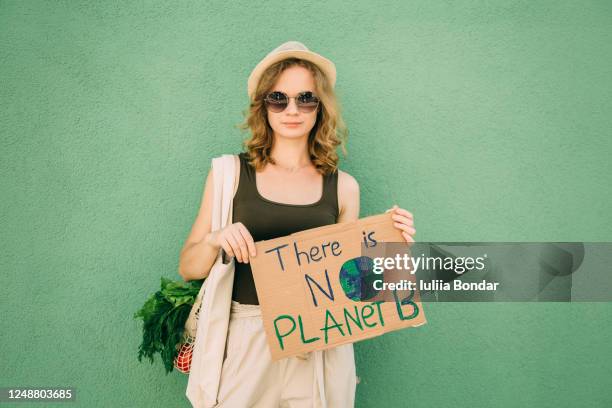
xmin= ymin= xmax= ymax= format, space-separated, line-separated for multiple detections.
xmin=212 ymin=154 xmax=235 ymax=263
xmin=186 ymin=154 xmax=237 ymax=408
xmin=184 ymin=154 xmax=237 ymax=339
xmin=211 ymin=154 xmax=236 ymax=233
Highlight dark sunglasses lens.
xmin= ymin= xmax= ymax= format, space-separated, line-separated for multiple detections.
xmin=265 ymin=92 xmax=288 ymax=112
xmin=297 ymin=92 xmax=319 ymax=112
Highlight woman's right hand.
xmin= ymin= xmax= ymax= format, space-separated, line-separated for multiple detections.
xmin=205 ymin=222 xmax=257 ymax=263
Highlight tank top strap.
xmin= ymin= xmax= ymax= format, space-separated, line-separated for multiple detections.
xmin=320 ymin=168 xmax=339 ymax=217
xmin=236 ymin=152 xmax=257 ymax=196
xmin=236 ymin=152 xmax=339 ymax=218
xmin=238 ymin=152 xmax=253 ymax=179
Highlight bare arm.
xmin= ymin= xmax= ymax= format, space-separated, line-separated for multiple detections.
xmin=337 ymin=170 xmax=360 ymax=224
xmin=179 ymin=156 xmax=256 ymax=282
xmin=178 ymin=168 xmax=220 ymax=281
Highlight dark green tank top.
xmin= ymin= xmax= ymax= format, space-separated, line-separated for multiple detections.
xmin=231 ymin=152 xmax=339 ymax=305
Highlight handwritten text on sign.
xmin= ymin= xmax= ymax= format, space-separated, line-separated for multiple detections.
xmin=249 ymin=213 xmax=427 ymax=360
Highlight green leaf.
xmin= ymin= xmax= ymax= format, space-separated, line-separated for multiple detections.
xmin=133 ymin=276 xmax=206 ymax=374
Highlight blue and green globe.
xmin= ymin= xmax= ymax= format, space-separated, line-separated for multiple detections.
xmin=339 ymin=256 xmax=380 ymax=301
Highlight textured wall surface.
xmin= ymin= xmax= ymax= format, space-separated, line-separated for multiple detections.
xmin=2 ymin=1 xmax=611 ymax=407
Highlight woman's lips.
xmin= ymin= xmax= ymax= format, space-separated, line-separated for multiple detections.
xmin=283 ymin=122 xmax=302 ymax=127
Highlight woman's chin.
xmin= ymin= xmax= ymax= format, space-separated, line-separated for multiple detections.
xmin=275 ymin=130 xmax=309 ymax=139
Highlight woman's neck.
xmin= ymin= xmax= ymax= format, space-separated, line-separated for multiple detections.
xmin=269 ymin=137 xmax=312 ymax=172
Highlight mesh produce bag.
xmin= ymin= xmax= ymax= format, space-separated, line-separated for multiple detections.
xmin=173 ymin=281 xmax=206 ymax=373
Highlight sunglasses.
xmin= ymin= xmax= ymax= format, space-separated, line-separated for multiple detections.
xmin=264 ymin=91 xmax=320 ymax=113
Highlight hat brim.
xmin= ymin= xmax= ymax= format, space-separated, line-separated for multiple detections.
xmin=247 ymin=49 xmax=336 ymax=99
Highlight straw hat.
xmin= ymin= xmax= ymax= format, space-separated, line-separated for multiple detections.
xmin=247 ymin=41 xmax=336 ymax=100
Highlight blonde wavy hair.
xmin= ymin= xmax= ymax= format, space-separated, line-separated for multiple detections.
xmin=237 ymin=57 xmax=348 ymax=175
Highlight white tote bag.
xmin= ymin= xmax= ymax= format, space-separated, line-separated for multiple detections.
xmin=186 ymin=154 xmax=237 ymax=408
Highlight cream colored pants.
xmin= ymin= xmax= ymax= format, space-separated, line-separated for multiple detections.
xmin=215 ymin=300 xmax=357 ymax=408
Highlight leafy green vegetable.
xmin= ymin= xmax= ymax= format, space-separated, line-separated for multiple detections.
xmin=134 ymin=277 xmax=204 ymax=374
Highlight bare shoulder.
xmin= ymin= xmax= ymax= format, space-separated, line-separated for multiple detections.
xmin=337 ymin=169 xmax=360 ymax=195
xmin=337 ymin=169 xmax=360 ymax=222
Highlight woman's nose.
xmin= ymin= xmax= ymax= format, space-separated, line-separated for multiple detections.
xmin=285 ymin=98 xmax=299 ymax=114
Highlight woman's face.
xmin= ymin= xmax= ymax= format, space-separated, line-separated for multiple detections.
xmin=266 ymin=66 xmax=319 ymax=141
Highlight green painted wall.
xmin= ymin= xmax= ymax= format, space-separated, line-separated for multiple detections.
xmin=2 ymin=1 xmax=611 ymax=407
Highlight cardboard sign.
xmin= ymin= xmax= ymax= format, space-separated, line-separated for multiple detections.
xmin=249 ymin=212 xmax=427 ymax=360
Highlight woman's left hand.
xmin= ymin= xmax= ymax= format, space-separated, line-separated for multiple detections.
xmin=385 ymin=204 xmax=416 ymax=245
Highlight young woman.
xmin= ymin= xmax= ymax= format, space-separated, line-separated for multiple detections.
xmin=180 ymin=41 xmax=416 ymax=408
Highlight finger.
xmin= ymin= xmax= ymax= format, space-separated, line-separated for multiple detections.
xmin=385 ymin=204 xmax=399 ymax=213
xmin=229 ymin=229 xmax=249 ymax=263
xmin=391 ymin=213 xmax=414 ymax=227
xmin=223 ymin=236 xmax=239 ymax=261
xmin=402 ymin=231 xmax=415 ymax=243
xmin=394 ymin=207 xmax=413 ymax=219
xmin=224 ymin=233 xmax=242 ymax=262
xmin=220 ymin=240 xmax=235 ymax=260
xmin=393 ymin=222 xmax=416 ymax=235
xmin=236 ymin=223 xmax=257 ymax=257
